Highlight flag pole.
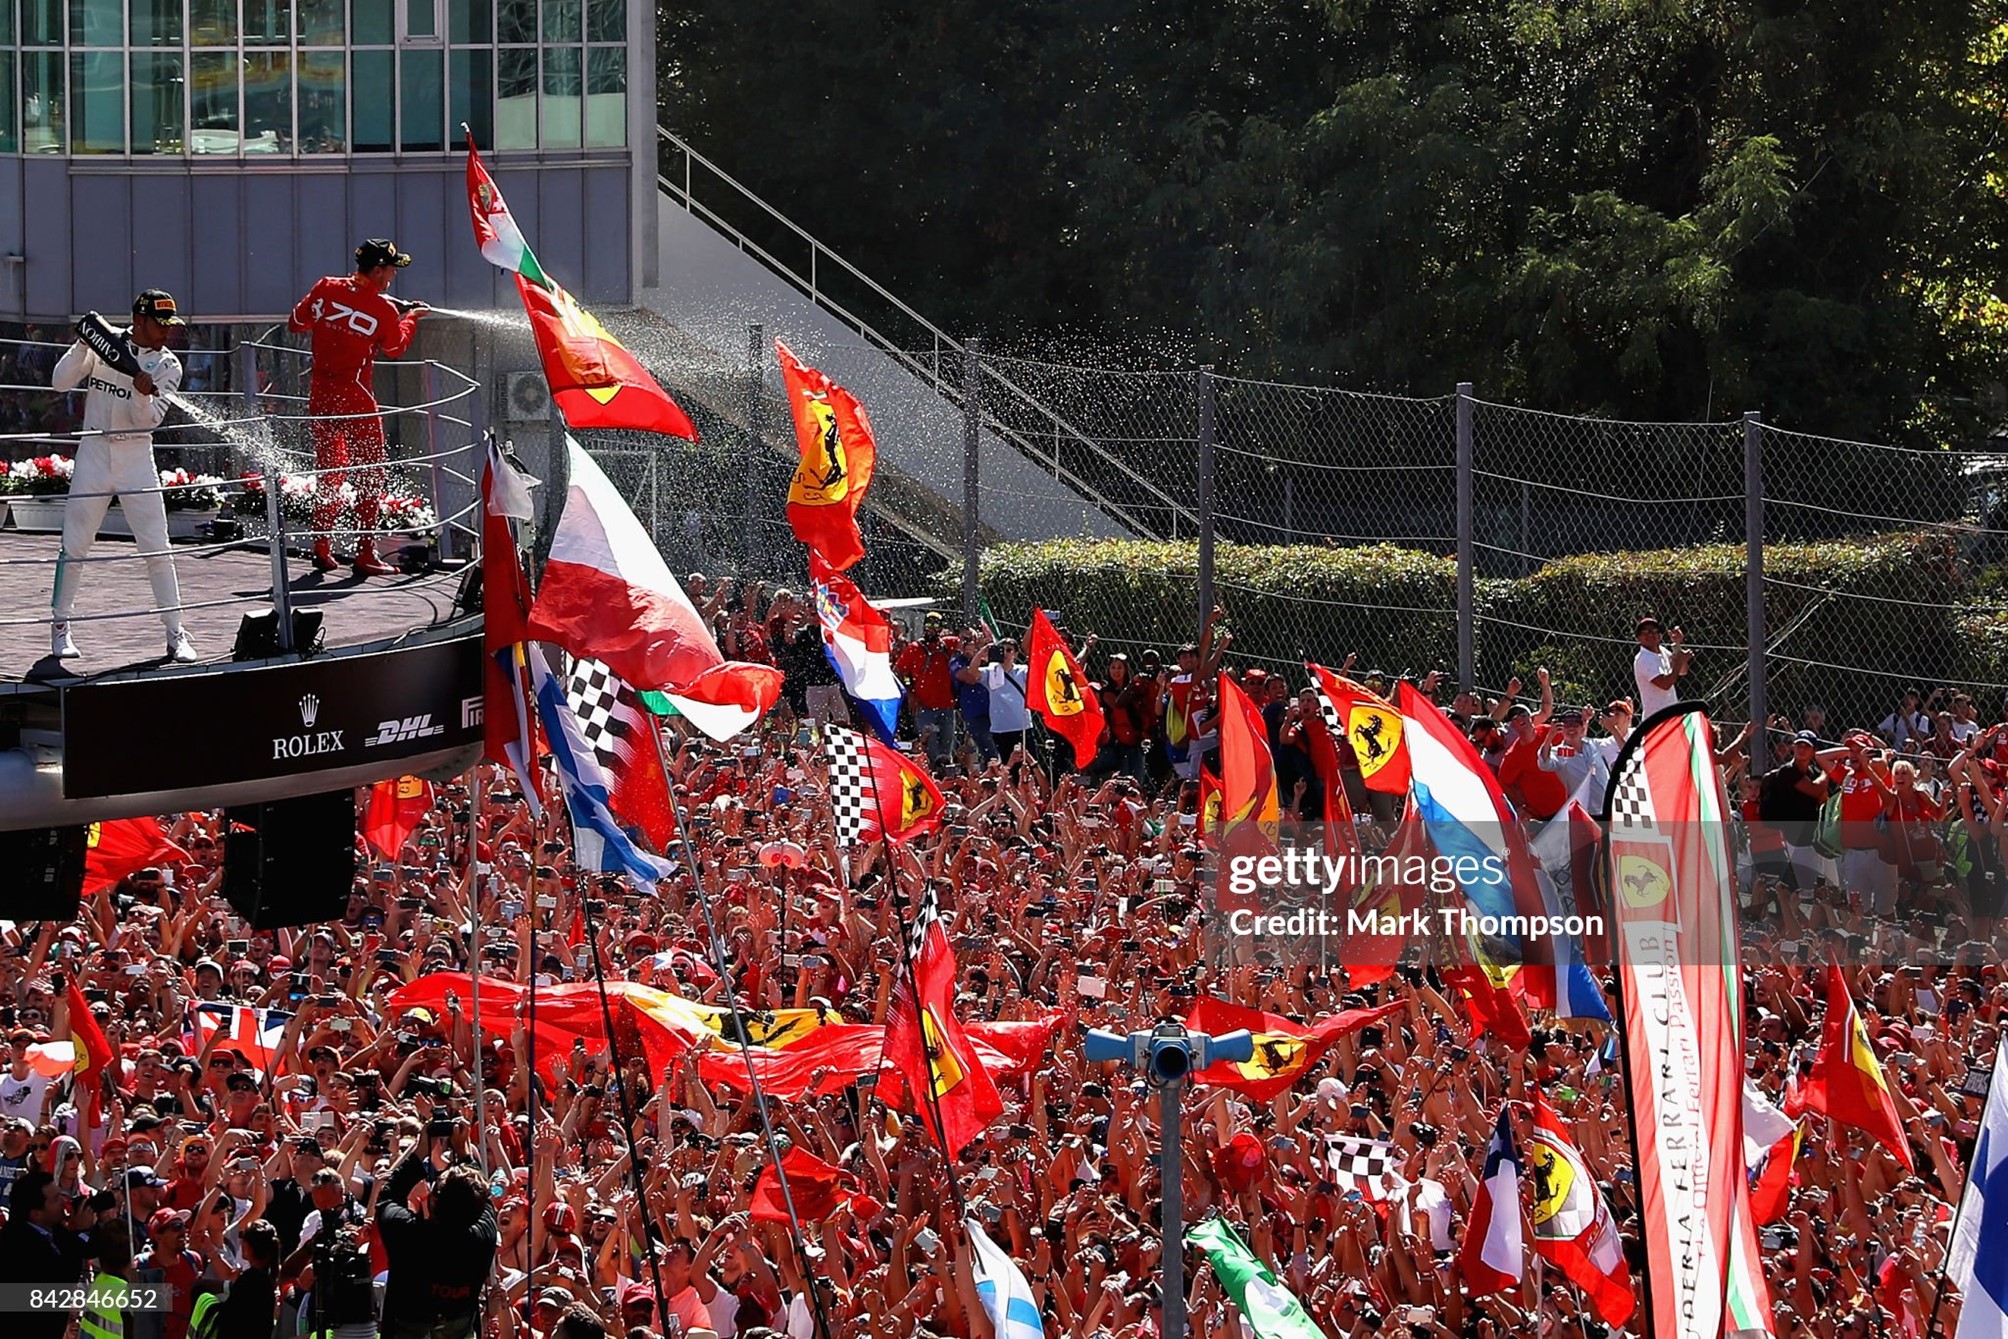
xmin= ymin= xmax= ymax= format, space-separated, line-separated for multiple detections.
xmin=646 ymin=723 xmax=837 ymax=1339
xmin=849 ymin=732 xmax=974 ymax=1226
xmin=467 ymin=764 xmax=489 ymax=1174
xmin=1924 ymin=1032 xmax=2000 ymax=1339
xmin=566 ymin=830 xmax=675 ymax=1333
xmin=1598 ymin=824 xmax=1656 ymax=1339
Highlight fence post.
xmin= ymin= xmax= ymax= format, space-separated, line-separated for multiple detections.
xmin=741 ymin=322 xmax=764 ymax=573
xmin=1744 ymin=411 xmax=1766 ymax=732
xmin=1197 ymin=366 xmax=1217 ymax=643
xmin=244 ymin=341 xmax=294 ymax=653
xmin=1456 ymin=382 xmax=1474 ymax=695
xmin=421 ymin=361 xmax=453 ymax=563
xmin=962 ymin=337 xmax=982 ymax=628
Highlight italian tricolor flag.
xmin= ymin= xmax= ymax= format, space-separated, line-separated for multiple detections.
xmin=467 ymin=141 xmax=551 ymax=289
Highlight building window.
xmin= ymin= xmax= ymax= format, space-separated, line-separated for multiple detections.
xmin=67 ymin=47 xmax=117 ymax=148
xmin=129 ymin=48 xmax=181 ymax=150
xmin=21 ymin=48 xmax=59 ymax=150
xmin=8 ymin=0 xmax=628 ymax=155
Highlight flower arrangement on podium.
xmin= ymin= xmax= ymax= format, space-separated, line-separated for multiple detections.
xmin=1 ymin=455 xmax=76 ymax=531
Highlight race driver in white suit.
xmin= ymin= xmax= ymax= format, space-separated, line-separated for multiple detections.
xmin=48 ymin=288 xmax=196 ymax=664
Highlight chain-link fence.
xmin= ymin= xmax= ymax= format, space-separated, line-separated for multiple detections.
xmin=594 ymin=331 xmax=2005 ymax=738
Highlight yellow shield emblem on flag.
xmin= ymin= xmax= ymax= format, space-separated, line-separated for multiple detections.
xmin=901 ymin=774 xmax=938 ymax=829
xmin=1042 ymin=650 xmax=1085 ymax=716
xmin=1233 ymin=1032 xmax=1307 ymax=1083
xmin=1348 ymin=706 xmax=1402 ymax=778
xmin=1615 ymin=853 xmax=1671 ymax=910
xmin=1851 ymin=1016 xmax=1890 ymax=1093
xmin=395 ymin=776 xmax=425 ymax=800
xmin=920 ymin=1007 xmax=964 ymax=1098
xmin=85 ymin=822 xmax=102 ymax=850
xmin=1529 ymin=1135 xmax=1574 ymax=1228
xmin=788 ymin=395 xmax=850 ymax=507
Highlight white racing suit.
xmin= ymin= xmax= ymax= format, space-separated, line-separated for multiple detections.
xmin=49 ymin=334 xmax=187 ymax=635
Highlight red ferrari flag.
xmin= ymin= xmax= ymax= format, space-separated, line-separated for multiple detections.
xmin=1184 ymin=997 xmax=1404 ymax=1102
xmin=82 ymin=818 xmax=189 ymax=897
xmin=1307 ymin=662 xmax=1409 ymax=795
xmin=515 ymin=275 xmax=697 ymax=439
xmin=776 ymin=340 xmax=877 ymax=570
xmin=1025 ymin=608 xmax=1104 ymax=764
xmin=880 ymin=886 xmax=1003 ymax=1157
xmin=66 ymin=980 xmax=115 ymax=1126
xmin=1798 ymin=959 xmax=1914 ymax=1170
xmin=362 ymin=777 xmax=434 ymax=861
xmin=749 ymin=1146 xmax=875 ymax=1225
xmin=1531 ymin=1090 xmax=1635 ymax=1326
xmin=824 ymin=725 xmax=946 ymax=845
xmin=1216 ymin=674 xmax=1280 ymax=867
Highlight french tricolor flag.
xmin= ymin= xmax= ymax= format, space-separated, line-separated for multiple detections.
xmin=809 ymin=553 xmax=902 ymax=742
xmin=526 ymin=439 xmax=782 ymax=741
xmin=194 ymin=1004 xmax=291 ymax=1072
xmin=1395 ymin=683 xmax=1607 ymax=1021
xmin=1457 ymin=1106 xmax=1523 ymax=1298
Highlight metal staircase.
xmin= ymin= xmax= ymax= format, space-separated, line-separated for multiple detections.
xmin=655 ymin=127 xmax=1198 ymax=541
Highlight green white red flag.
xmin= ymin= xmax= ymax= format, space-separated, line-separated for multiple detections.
xmin=1603 ymin=705 xmax=1773 ymax=1338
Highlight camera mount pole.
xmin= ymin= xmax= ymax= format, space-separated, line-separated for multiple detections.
xmin=1158 ymin=1068 xmax=1186 ymax=1339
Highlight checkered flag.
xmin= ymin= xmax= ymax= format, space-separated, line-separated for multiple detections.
xmin=564 ymin=657 xmax=627 ymax=769
xmin=1607 ymin=753 xmax=1655 ymax=832
xmin=906 ymin=882 xmax=940 ymax=963
xmin=1327 ymin=1135 xmax=1402 ymax=1201
xmin=825 ymin=724 xmax=876 ymax=845
xmin=1311 ymin=680 xmax=1346 ymax=741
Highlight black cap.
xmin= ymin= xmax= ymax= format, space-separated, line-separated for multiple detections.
xmin=355 ymin=238 xmax=412 ymax=270
xmin=133 ymin=289 xmax=185 ymax=326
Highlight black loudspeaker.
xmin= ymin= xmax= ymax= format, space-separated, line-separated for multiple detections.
xmin=0 ymin=826 xmax=87 ymax=921
xmin=232 ymin=607 xmax=326 ymax=661
xmin=222 ymin=791 xmax=357 ymax=929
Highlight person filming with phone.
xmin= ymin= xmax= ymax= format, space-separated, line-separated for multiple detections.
xmin=374 ymin=1112 xmax=494 ymax=1339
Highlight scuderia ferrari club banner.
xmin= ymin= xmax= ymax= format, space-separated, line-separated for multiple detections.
xmin=1602 ymin=704 xmax=1772 ymax=1339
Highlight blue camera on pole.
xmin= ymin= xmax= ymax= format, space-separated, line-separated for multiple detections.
xmin=1084 ymin=1022 xmax=1253 ymax=1339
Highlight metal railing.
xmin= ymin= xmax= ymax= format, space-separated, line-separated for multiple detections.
xmin=0 ymin=332 xmax=481 ymax=653
xmin=655 ymin=126 xmax=1197 ymax=540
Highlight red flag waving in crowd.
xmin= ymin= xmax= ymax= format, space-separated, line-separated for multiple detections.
xmin=362 ymin=776 xmax=434 ymax=860
xmin=82 ymin=818 xmax=189 ymax=896
xmin=1797 ymin=958 xmax=1915 ymax=1170
xmin=824 ymin=724 xmax=945 ymax=845
xmin=1184 ymin=996 xmax=1404 ymax=1102
xmin=777 ymin=340 xmax=877 ymax=570
xmin=1026 ymin=608 xmax=1104 ymax=764
xmin=881 ymin=886 xmax=1002 ymax=1157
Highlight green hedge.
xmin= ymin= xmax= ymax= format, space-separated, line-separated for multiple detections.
xmin=948 ymin=532 xmax=1984 ymax=724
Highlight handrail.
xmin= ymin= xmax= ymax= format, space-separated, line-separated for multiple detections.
xmin=656 ymin=127 xmax=1198 ymax=539
xmin=1 ymin=344 xmax=480 ymax=645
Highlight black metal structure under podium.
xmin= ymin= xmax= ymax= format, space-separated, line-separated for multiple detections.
xmin=1084 ymin=1022 xmax=1252 ymax=1339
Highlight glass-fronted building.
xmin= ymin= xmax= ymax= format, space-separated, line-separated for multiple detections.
xmin=0 ymin=0 xmax=653 ymax=322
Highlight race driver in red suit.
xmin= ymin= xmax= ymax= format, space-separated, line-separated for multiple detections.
xmin=288 ymin=238 xmax=428 ymax=574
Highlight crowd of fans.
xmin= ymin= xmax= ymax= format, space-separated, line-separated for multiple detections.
xmin=0 ymin=582 xmax=2001 ymax=1339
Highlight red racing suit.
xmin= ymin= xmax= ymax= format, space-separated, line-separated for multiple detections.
xmin=287 ymin=275 xmax=419 ymax=539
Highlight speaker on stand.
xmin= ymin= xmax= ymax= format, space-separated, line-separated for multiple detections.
xmin=0 ymin=826 xmax=88 ymax=921
xmin=222 ymin=790 xmax=357 ymax=929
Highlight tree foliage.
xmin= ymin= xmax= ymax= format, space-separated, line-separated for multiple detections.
xmin=659 ymin=0 xmax=2008 ymax=443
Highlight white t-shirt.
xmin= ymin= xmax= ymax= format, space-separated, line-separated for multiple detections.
xmin=1633 ymin=645 xmax=1678 ymax=718
xmin=0 ymin=1071 xmax=50 ymax=1123
xmin=981 ymin=664 xmax=1031 ymax=733
xmin=1881 ymin=709 xmax=1932 ymax=749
